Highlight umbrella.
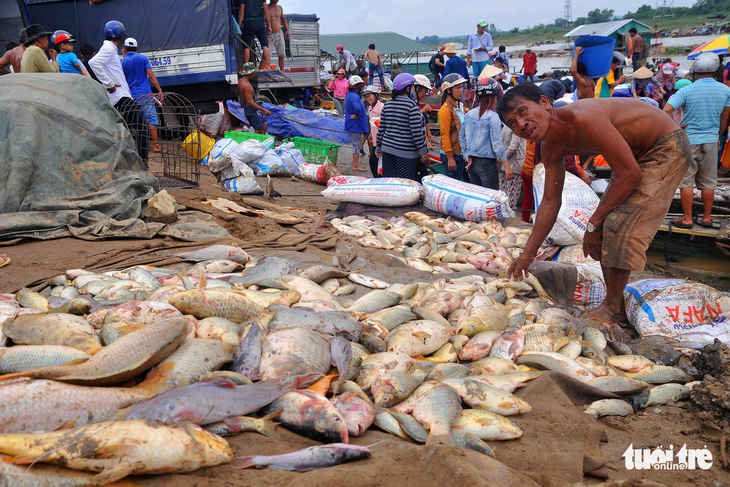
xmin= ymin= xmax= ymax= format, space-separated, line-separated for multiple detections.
xmin=688 ymin=34 xmax=730 ymax=60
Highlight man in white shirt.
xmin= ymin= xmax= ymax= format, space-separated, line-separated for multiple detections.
xmin=336 ymin=44 xmax=358 ymax=75
xmin=466 ymin=20 xmax=493 ymax=81
xmin=89 ymin=20 xmax=148 ymax=162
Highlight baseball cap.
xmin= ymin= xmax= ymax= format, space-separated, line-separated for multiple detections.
xmin=336 ymin=44 xmax=343 ymax=51
xmin=477 ymin=20 xmax=487 ymax=27
xmin=124 ymin=37 xmax=138 ymax=48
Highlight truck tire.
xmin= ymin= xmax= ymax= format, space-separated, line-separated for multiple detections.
xmin=255 ymin=95 xmax=272 ymax=106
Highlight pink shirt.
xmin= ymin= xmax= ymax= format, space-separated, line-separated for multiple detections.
xmin=328 ymin=78 xmax=349 ymax=99
xmin=368 ymin=100 xmax=384 ymax=145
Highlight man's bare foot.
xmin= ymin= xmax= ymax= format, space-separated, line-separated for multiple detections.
xmin=581 ymin=305 xmax=624 ymax=325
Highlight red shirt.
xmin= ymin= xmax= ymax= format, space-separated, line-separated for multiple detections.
xmin=523 ymin=52 xmax=537 ymax=73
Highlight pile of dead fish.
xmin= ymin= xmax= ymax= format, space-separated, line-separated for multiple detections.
xmin=329 ymin=212 xmax=530 ymax=275
xmin=0 ymin=240 xmax=697 ymax=483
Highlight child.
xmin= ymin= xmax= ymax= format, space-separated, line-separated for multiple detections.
xmin=438 ymin=73 xmax=468 ymax=180
xmin=345 ymin=75 xmax=368 ymax=172
xmin=54 ymin=30 xmax=90 ymax=77
xmin=459 ymin=77 xmax=509 ymax=190
xmin=362 ymin=85 xmax=384 ymax=177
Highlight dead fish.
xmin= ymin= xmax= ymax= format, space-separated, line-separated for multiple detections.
xmin=137 ymin=338 xmax=233 ymax=395
xmin=460 ymin=331 xmax=503 ymax=361
xmin=428 ymin=363 xmax=469 ymax=381
xmin=588 ymin=376 xmax=649 ymax=396
xmin=516 ymin=352 xmax=595 ymax=383
xmin=235 ymin=256 xmax=296 ymax=286
xmin=85 ymin=300 xmax=183 ymax=328
xmin=348 ymin=273 xmax=390 ymax=289
xmin=0 ymin=318 xmax=189 ymax=386
xmin=441 ymin=378 xmax=532 ymax=415
xmin=625 ymin=365 xmax=692 ymax=384
xmin=281 ymin=275 xmax=345 ymax=310
xmin=204 ymin=410 xmax=282 ymax=438
xmin=331 ymin=392 xmax=375 ymax=436
xmin=195 ymin=317 xmax=240 ymax=353
xmin=0 ymin=379 xmax=147 ymax=434
xmin=469 ymin=357 xmax=521 ymax=376
xmin=178 ymin=244 xmax=250 ymax=264
xmin=645 ymin=384 xmax=691 ymax=406
xmin=330 ymin=336 xmax=352 ymax=394
xmin=356 ymin=352 xmax=414 ymax=391
xmin=348 ymin=290 xmax=401 ymax=314
xmin=189 ymin=259 xmax=244 ymax=275
xmin=232 ymin=321 xmax=265 ymax=380
xmin=259 ymin=327 xmax=332 ymax=380
xmin=412 ymin=384 xmax=462 ymax=446
xmin=608 ymin=355 xmax=655 ymax=373
xmin=47 ymin=298 xmax=92 ymax=316
xmin=584 ymin=399 xmax=634 ymax=418
xmin=371 ymin=370 xmax=426 ymax=407
xmin=298 ymin=265 xmax=348 ymax=284
xmin=365 ymin=305 xmax=417 ymax=332
xmin=0 ymin=345 xmax=90 ymax=374
xmin=453 ymin=409 xmax=524 ymax=440
xmin=199 ymin=370 xmax=252 ymax=385
xmin=265 ymin=389 xmax=349 ymax=443
xmin=0 ymin=455 xmax=128 ymax=486
xmin=169 ymin=289 xmax=263 ymax=322
xmin=232 ymin=443 xmax=371 ymax=471
xmin=268 ymin=308 xmax=362 ymax=341
xmin=0 ymin=420 xmax=232 ymax=483
xmin=16 ymin=288 xmax=49 ymax=311
xmin=231 ymin=288 xmax=301 ymax=308
xmin=386 ymin=320 xmax=454 ymax=358
xmin=488 ymin=329 xmax=525 ymax=362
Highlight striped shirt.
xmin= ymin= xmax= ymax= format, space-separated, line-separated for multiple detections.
xmin=376 ymin=96 xmax=427 ymax=158
xmin=667 ymin=77 xmax=730 ymax=144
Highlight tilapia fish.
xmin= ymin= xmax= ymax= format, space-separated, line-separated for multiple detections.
xmin=0 ymin=420 xmax=232 ymax=483
xmin=413 ymin=384 xmax=462 ymax=446
xmin=233 ymin=443 xmax=371 ymax=471
xmin=265 ymin=389 xmax=349 ymax=443
xmin=0 ymin=379 xmax=147 ymax=434
xmin=0 ymin=318 xmax=189 ymax=386
xmin=259 ymin=327 xmax=332 ymax=380
xmin=4 ymin=314 xmax=101 ymax=353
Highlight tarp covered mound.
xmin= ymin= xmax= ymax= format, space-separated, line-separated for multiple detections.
xmin=0 ymin=74 xmax=160 ymax=241
xmin=227 ymin=100 xmax=349 ymax=145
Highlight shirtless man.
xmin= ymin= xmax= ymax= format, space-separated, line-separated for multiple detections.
xmin=571 ymin=46 xmax=596 ymax=100
xmin=0 ymin=28 xmax=27 ymax=74
xmin=365 ymin=43 xmax=384 ymax=88
xmin=267 ymin=0 xmax=288 ymax=70
xmin=238 ymin=62 xmax=271 ymax=134
xmin=497 ymin=83 xmax=690 ymax=334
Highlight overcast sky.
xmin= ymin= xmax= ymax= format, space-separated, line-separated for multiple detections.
xmin=281 ymin=0 xmax=697 ymax=38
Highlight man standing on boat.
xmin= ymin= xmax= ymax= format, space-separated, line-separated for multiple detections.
xmin=498 ymin=84 xmax=690 ymax=336
xmin=664 ymin=52 xmax=730 ymax=229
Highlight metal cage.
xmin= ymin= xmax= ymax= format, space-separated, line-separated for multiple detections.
xmin=123 ymin=92 xmax=202 ymax=189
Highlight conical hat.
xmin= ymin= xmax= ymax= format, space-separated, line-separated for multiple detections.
xmin=479 ymin=64 xmax=503 ymax=80
xmin=632 ymin=66 xmax=654 ymax=79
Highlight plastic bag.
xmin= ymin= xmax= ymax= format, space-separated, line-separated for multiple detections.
xmin=322 ymin=177 xmax=422 ymax=206
xmin=532 ymin=163 xmax=599 ymax=246
xmin=422 ymin=174 xmax=514 ymax=221
xmin=218 ymin=158 xmax=255 ymax=182
xmin=223 ymin=176 xmax=263 ymax=195
xmin=207 ymin=138 xmax=239 ymax=172
xmin=277 ymin=142 xmax=306 ymax=177
xmin=249 ymin=149 xmax=292 ymax=177
xmin=231 ymin=139 xmax=273 ymax=165
xmin=624 ymin=279 xmax=730 ymax=350
xmin=198 ymin=101 xmax=226 ymax=136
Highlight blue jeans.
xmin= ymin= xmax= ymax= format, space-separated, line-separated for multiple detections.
xmin=369 ymin=63 xmax=385 ymax=86
xmin=441 ymin=153 xmax=466 ymax=181
xmin=472 ymin=61 xmax=488 ymax=80
xmin=468 ymin=156 xmax=499 ymax=190
xmin=632 ymin=52 xmax=641 ymax=71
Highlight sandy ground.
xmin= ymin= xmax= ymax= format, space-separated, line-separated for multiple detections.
xmin=2 ymin=144 xmax=730 ymax=486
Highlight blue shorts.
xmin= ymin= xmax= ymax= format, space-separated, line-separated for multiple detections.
xmin=349 ymin=132 xmax=364 ymax=154
xmin=243 ymin=19 xmax=269 ymax=49
xmin=244 ymin=106 xmax=264 ymax=130
xmin=134 ymin=96 xmax=158 ymax=126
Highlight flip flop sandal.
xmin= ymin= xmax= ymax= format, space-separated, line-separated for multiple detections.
xmin=669 ymin=219 xmax=693 ymax=229
xmin=695 ymin=219 xmax=720 ymax=229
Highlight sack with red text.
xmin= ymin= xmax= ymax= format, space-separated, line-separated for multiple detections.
xmin=532 ymin=163 xmax=599 ymax=246
xmin=327 ymin=175 xmax=368 ymax=187
xmin=624 ymin=279 xmax=730 ymax=350
xmin=321 ymin=177 xmax=422 ymax=206
xmin=422 ymin=174 xmax=514 ymax=222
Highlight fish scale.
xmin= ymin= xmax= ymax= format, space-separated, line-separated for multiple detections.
xmin=0 ymin=345 xmax=90 ymax=374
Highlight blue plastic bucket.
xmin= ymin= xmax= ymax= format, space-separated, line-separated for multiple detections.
xmin=573 ymin=36 xmax=616 ymax=78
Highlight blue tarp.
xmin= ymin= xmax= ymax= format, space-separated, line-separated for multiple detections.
xmin=25 ymin=0 xmax=229 ymax=52
xmin=226 ymin=101 xmax=349 ymax=145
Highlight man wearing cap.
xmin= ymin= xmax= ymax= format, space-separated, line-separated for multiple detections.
xmin=89 ymin=20 xmax=148 ymax=161
xmin=239 ymin=0 xmax=271 ymax=70
xmin=122 ymin=38 xmax=165 ymax=153
xmin=664 ymin=52 xmax=730 ymax=229
xmin=238 ymin=62 xmax=271 ymax=135
xmin=521 ymin=46 xmax=537 ymax=82
xmin=0 ymin=28 xmax=27 ymax=74
xmin=442 ymin=43 xmax=470 ymax=90
xmin=336 ymin=45 xmax=357 ymax=75
xmin=20 ymin=24 xmax=59 ymax=73
xmin=467 ymin=20 xmax=493 ymax=81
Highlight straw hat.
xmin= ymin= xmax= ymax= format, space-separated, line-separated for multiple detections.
xmin=443 ymin=42 xmax=457 ymax=54
xmin=632 ymin=66 xmax=654 ymax=79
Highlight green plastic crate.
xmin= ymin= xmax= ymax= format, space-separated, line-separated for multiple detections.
xmin=224 ymin=131 xmax=275 ymax=145
xmin=284 ymin=136 xmax=339 ymax=165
